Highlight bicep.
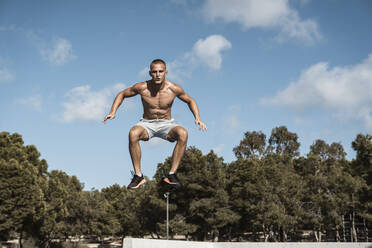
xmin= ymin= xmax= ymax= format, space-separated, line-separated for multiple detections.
xmin=173 ymin=84 xmax=193 ymax=104
xmin=178 ymin=92 xmax=193 ymax=104
xmin=122 ymin=85 xmax=139 ymax=98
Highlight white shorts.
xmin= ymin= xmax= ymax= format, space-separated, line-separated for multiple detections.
xmin=135 ymin=118 xmax=180 ymax=140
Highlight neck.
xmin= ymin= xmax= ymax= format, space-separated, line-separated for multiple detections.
xmin=148 ymin=80 xmax=165 ymax=96
xmin=150 ymin=80 xmax=165 ymax=90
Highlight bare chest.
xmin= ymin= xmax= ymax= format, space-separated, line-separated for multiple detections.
xmin=141 ymin=89 xmax=176 ymax=109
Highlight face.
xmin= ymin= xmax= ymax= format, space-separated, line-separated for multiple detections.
xmin=149 ymin=63 xmax=167 ymax=85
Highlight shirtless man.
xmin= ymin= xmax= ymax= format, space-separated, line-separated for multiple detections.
xmin=103 ymin=59 xmax=207 ymax=189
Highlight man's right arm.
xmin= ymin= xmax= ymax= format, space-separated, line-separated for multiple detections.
xmin=102 ymin=84 xmax=140 ymax=123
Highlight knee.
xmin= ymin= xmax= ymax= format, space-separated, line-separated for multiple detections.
xmin=177 ymin=128 xmax=188 ymax=143
xmin=129 ymin=126 xmax=142 ymax=142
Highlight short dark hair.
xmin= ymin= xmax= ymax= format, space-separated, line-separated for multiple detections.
xmin=150 ymin=59 xmax=166 ymax=69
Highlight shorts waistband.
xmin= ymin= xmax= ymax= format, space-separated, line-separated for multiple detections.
xmin=140 ymin=118 xmax=175 ymax=123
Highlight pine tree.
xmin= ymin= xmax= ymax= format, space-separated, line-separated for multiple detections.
xmin=0 ymin=132 xmax=46 ymax=247
xmin=154 ymin=147 xmax=239 ymax=241
xmin=351 ymin=134 xmax=372 ymax=222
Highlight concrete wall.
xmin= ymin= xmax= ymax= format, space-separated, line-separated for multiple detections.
xmin=124 ymin=238 xmax=213 ymax=248
xmin=123 ymin=238 xmax=372 ymax=248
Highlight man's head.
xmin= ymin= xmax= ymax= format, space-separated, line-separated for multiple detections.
xmin=149 ymin=59 xmax=168 ymax=85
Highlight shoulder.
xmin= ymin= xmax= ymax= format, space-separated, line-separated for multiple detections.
xmin=167 ymin=81 xmax=185 ymax=95
xmin=131 ymin=81 xmax=147 ymax=93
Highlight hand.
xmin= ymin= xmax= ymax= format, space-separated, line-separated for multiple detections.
xmin=195 ymin=119 xmax=207 ymax=131
xmin=102 ymin=113 xmax=116 ymax=123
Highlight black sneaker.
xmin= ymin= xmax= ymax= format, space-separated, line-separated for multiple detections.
xmin=127 ymin=173 xmax=146 ymax=189
xmin=163 ymin=173 xmax=181 ymax=188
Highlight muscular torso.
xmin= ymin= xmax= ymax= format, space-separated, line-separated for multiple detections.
xmin=137 ymin=81 xmax=178 ymax=120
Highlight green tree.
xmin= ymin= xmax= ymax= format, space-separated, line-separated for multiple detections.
xmin=351 ymin=134 xmax=372 ymax=222
xmin=268 ymin=126 xmax=300 ymax=157
xmin=154 ymin=147 xmax=239 ymax=241
xmin=102 ymin=182 xmax=164 ymax=240
xmin=261 ymin=155 xmax=304 ymax=242
xmin=295 ymin=140 xmax=360 ymax=241
xmin=138 ymin=181 xmax=167 ymax=238
xmin=62 ymin=175 xmax=87 ymax=241
xmin=309 ymin=139 xmax=346 ymax=161
xmin=228 ymin=128 xmax=304 ymax=241
xmin=0 ymin=132 xmax=46 ymax=247
xmin=82 ymin=189 xmax=119 ymax=244
xmin=33 ymin=170 xmax=86 ymax=247
xmin=233 ymin=131 xmax=266 ymax=159
xmin=227 ymin=155 xmax=304 ymax=242
xmin=226 ymin=158 xmax=261 ymax=240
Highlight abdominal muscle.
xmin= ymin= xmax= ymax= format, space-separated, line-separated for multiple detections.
xmin=141 ymin=95 xmax=174 ymax=120
xmin=139 ymin=81 xmax=176 ymax=120
xmin=143 ymin=108 xmax=172 ymax=120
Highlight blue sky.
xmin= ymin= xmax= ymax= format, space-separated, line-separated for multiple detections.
xmin=1 ymin=0 xmax=372 ymax=189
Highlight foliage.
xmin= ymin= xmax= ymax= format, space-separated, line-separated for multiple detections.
xmin=154 ymin=147 xmax=239 ymax=241
xmin=268 ymin=126 xmax=300 ymax=157
xmin=0 ymin=132 xmax=46 ymax=244
xmin=351 ymin=134 xmax=372 ymax=221
xmin=1 ymin=129 xmax=371 ymax=243
xmin=233 ymin=131 xmax=266 ymax=159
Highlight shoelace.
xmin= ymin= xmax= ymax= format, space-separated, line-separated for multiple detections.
xmin=130 ymin=170 xmax=143 ymax=184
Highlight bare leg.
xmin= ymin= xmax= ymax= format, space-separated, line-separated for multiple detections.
xmin=167 ymin=126 xmax=188 ymax=173
xmin=128 ymin=126 xmax=149 ymax=175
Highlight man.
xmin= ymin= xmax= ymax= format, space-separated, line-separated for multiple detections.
xmin=103 ymin=59 xmax=207 ymax=189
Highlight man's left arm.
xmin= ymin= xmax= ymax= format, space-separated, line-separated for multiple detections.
xmin=176 ymin=86 xmax=207 ymax=131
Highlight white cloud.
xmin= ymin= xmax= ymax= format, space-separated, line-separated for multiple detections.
xmin=202 ymin=0 xmax=322 ymax=44
xmin=192 ymin=35 xmax=232 ymax=70
xmin=139 ymin=35 xmax=231 ymax=83
xmin=166 ymin=58 xmax=194 ymax=82
xmin=0 ymin=26 xmax=76 ymax=65
xmin=139 ymin=59 xmax=193 ymax=83
xmin=15 ymin=95 xmax=42 ymax=112
xmin=0 ymin=67 xmax=15 ymax=83
xmin=62 ymin=83 xmax=125 ymax=122
xmin=41 ymin=38 xmax=76 ymax=65
xmin=261 ymin=54 xmax=372 ymax=130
